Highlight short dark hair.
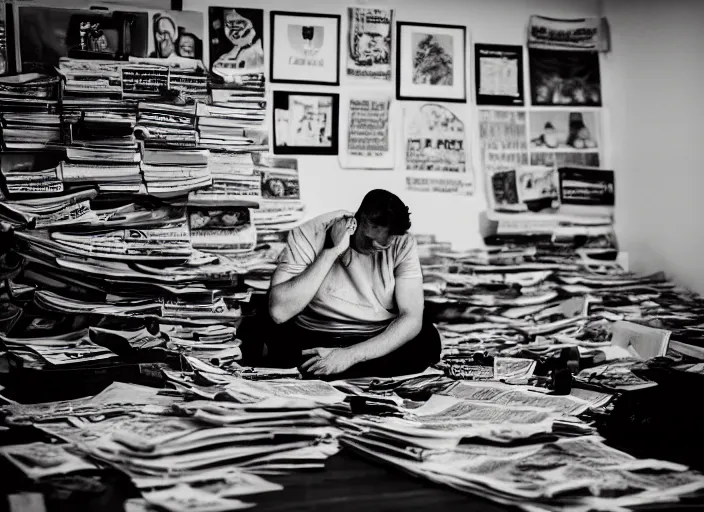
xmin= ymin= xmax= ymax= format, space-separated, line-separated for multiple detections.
xmin=356 ymin=189 xmax=411 ymax=236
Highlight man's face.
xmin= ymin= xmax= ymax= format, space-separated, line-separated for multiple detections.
xmin=178 ymin=35 xmax=195 ymax=58
xmin=224 ymin=9 xmax=254 ymax=44
xmin=357 ymin=32 xmax=386 ymax=64
xmin=155 ymin=18 xmax=176 ymax=57
xmin=353 ymin=216 xmax=394 ymax=255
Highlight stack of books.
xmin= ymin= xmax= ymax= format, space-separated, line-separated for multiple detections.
xmin=140 ymin=147 xmax=212 ymax=199
xmin=58 ymin=58 xmax=123 ymax=98
xmin=196 ymin=104 xmax=268 ymax=152
xmin=251 ymin=153 xmax=304 ymax=236
xmin=0 ymin=73 xmax=60 ymax=113
xmin=135 ymin=102 xmax=198 ymax=149
xmin=188 ymin=153 xmax=261 ymax=208
xmin=0 ymin=113 xmax=62 ymax=151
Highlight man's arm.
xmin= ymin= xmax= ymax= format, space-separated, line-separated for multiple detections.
xmin=347 ymin=275 xmax=424 ymax=364
xmin=269 ymin=216 xmax=355 ymax=324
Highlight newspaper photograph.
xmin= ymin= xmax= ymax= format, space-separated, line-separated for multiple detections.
xmin=346 ymin=7 xmax=392 ymax=80
xmin=188 ymin=207 xmax=256 ymax=253
xmin=529 ymin=48 xmax=602 ymax=106
xmin=339 ymin=91 xmax=393 ymax=169
xmin=259 ymin=168 xmax=300 ymax=200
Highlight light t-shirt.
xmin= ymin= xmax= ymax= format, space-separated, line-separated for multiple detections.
xmin=275 ymin=210 xmax=423 ymax=334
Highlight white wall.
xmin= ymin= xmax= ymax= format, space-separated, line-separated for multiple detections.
xmin=181 ymin=0 xmax=601 ymax=249
xmin=602 ymin=0 xmax=704 ymax=293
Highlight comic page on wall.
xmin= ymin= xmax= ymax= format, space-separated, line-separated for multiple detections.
xmin=403 ymin=103 xmax=473 ymax=196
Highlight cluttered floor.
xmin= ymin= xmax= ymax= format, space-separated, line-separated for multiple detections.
xmin=2 ymin=232 xmax=704 ymax=512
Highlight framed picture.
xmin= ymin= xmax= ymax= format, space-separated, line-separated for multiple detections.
xmin=529 ymin=48 xmax=601 ymax=106
xmin=396 ymin=22 xmax=466 ymax=102
xmin=273 ymin=90 xmax=339 ymax=155
xmin=270 ymin=11 xmax=341 ymax=85
xmin=475 ymin=43 xmax=524 ymax=106
xmin=208 ymin=7 xmax=265 ymax=81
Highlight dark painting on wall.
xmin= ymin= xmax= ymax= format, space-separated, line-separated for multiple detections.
xmin=17 ymin=6 xmax=149 ymax=71
xmin=208 ymin=7 xmax=264 ymax=81
xmin=529 ymin=48 xmax=601 ymax=106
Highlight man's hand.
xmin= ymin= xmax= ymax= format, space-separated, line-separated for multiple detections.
xmin=300 ymin=347 xmax=357 ymax=376
xmin=328 ymin=217 xmax=357 ymax=257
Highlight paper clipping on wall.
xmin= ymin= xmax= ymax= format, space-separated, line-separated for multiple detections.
xmin=479 ymin=109 xmax=529 ymax=176
xmin=346 ymin=7 xmax=392 ymax=80
xmin=339 ymin=91 xmax=393 ymax=169
xmin=528 ymin=15 xmax=610 ymax=52
xmin=403 ymin=103 xmax=473 ymax=195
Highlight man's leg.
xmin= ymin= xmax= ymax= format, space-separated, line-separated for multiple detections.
xmin=334 ymin=318 xmax=442 ymax=379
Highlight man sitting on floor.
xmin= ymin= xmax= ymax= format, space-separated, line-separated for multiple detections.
xmin=255 ymin=189 xmax=441 ymax=379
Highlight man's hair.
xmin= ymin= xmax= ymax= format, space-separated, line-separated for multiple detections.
xmin=356 ymin=189 xmax=411 ymax=235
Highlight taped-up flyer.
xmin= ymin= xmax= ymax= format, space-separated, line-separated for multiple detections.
xmin=339 ymin=91 xmax=393 ymax=169
xmin=346 ymin=7 xmax=392 ymax=80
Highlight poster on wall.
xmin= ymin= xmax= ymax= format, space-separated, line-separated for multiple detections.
xmin=339 ymin=91 xmax=393 ymax=169
xmin=346 ymin=7 xmax=392 ymax=80
xmin=478 ymin=109 xmax=529 ymax=176
xmin=475 ymin=44 xmax=524 ymax=106
xmin=272 ymin=90 xmax=339 ymax=155
xmin=529 ymin=109 xmax=601 ymax=167
xmin=403 ymin=102 xmax=473 ymax=195
xmin=396 ymin=22 xmax=466 ymax=102
xmin=270 ymin=11 xmax=341 ymax=85
xmin=528 ymin=15 xmax=610 ymax=52
xmin=17 ymin=6 xmax=149 ymax=70
xmin=490 ymin=166 xmax=559 ymax=213
xmin=208 ymin=7 xmax=265 ymax=83
xmin=529 ymin=48 xmax=601 ymax=106
xmin=558 ymin=166 xmax=614 ymax=217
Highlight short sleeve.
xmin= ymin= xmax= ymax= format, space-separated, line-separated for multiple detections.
xmin=276 ymin=223 xmax=319 ymax=277
xmin=393 ymin=235 xmax=423 ymax=279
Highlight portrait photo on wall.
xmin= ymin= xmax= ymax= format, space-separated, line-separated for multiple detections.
xmin=209 ymin=7 xmax=264 ymax=82
xmin=346 ymin=7 xmax=392 ymax=80
xmin=148 ymin=10 xmax=204 ymax=63
xmin=529 ymin=48 xmax=601 ymax=106
xmin=475 ymin=43 xmax=524 ymax=106
xmin=270 ymin=11 xmax=341 ymax=85
xmin=272 ymin=90 xmax=339 ymax=155
xmin=396 ymin=22 xmax=466 ymax=102
xmin=17 ymin=6 xmax=149 ymax=71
